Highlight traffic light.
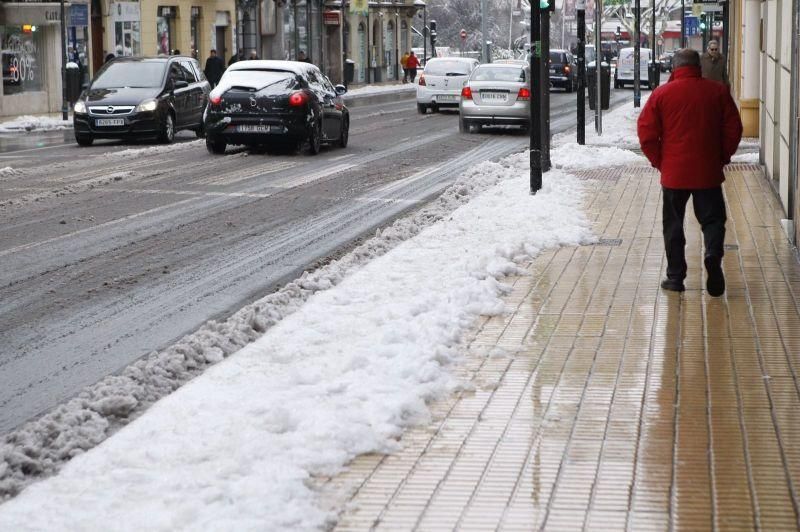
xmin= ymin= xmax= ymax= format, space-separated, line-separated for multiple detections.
xmin=429 ymin=19 xmax=437 ymax=47
xmin=699 ymin=13 xmax=707 ymax=30
xmin=539 ymin=0 xmax=555 ymax=11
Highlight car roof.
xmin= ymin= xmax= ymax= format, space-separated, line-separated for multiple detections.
xmin=475 ymin=62 xmax=526 ymax=69
xmin=227 ymin=60 xmax=319 ymax=75
xmin=425 ymin=57 xmax=477 ymax=63
xmin=107 ymin=56 xmax=194 ymax=63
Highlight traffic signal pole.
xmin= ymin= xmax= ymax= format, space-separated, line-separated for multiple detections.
xmin=530 ymin=0 xmax=543 ymax=194
xmin=541 ymin=4 xmax=551 ymax=171
xmin=577 ymin=1 xmax=586 ymax=145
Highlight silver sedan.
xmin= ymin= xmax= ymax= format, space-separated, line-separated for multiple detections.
xmin=458 ymin=63 xmax=531 ymax=133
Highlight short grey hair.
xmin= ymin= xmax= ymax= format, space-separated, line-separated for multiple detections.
xmin=672 ymin=48 xmax=700 ymax=68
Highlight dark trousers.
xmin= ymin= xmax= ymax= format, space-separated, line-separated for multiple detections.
xmin=662 ymin=186 xmax=727 ymax=281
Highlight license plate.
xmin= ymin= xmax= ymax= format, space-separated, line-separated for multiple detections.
xmin=95 ymin=118 xmax=125 ymax=126
xmin=237 ymin=124 xmax=272 ymax=133
xmin=550 ymin=68 xmax=558 ymax=74
xmin=481 ymin=92 xmax=507 ymax=102
xmin=437 ymin=95 xmax=458 ymax=102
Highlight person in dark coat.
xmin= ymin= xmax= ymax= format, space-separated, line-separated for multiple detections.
xmin=104 ymin=53 xmax=116 ymax=64
xmin=229 ymin=50 xmax=244 ymax=66
xmin=637 ymin=48 xmax=743 ymax=296
xmin=297 ymin=50 xmax=312 ymax=63
xmin=700 ymin=40 xmax=728 ymax=86
xmin=203 ymin=49 xmax=225 ymax=88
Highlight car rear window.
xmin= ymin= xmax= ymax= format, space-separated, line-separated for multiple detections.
xmin=471 ymin=66 xmax=525 ymax=82
xmin=92 ymin=62 xmax=165 ymax=89
xmin=217 ymin=70 xmax=297 ymax=92
xmin=424 ymin=60 xmax=473 ymax=76
xmin=549 ymin=52 xmax=566 ymax=63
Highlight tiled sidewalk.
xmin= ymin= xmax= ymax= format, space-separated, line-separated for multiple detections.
xmin=321 ymin=159 xmax=800 ymax=531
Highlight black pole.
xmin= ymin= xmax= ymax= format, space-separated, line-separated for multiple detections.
xmin=60 ymin=0 xmax=68 ymax=120
xmin=541 ymin=7 xmax=551 ymax=171
xmin=634 ymin=0 xmax=641 ymax=107
xmin=722 ymin=2 xmax=729 ymax=63
xmin=577 ymin=6 xmax=585 ymax=145
xmin=423 ymin=6 xmax=427 ymax=64
xmin=681 ymin=0 xmax=685 ymax=47
xmin=530 ymin=3 xmax=542 ymax=194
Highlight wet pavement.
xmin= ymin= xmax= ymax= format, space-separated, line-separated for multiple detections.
xmin=320 ymin=158 xmax=800 ymax=530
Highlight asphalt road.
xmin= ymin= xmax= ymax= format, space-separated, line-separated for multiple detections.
xmin=0 ymin=87 xmax=634 ymax=434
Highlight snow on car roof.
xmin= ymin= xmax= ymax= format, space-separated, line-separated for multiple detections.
xmin=227 ymin=60 xmax=319 ymax=75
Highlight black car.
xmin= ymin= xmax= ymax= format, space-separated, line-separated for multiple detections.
xmin=548 ymin=49 xmax=578 ymax=92
xmin=659 ymin=51 xmax=675 ymax=72
xmin=73 ymin=56 xmax=210 ymax=146
xmin=204 ymin=60 xmax=349 ymax=155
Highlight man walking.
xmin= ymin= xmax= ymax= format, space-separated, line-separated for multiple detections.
xmin=406 ymin=51 xmax=420 ymax=83
xmin=700 ymin=40 xmax=728 ymax=85
xmin=401 ymin=51 xmax=410 ymax=83
xmin=203 ymin=49 xmax=225 ymax=88
xmin=637 ymin=48 xmax=742 ymax=296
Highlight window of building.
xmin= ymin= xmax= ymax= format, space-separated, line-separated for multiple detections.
xmin=190 ymin=7 xmax=201 ymax=59
xmin=157 ymin=6 xmax=177 ymax=55
xmin=1 ymin=25 xmax=45 ymax=95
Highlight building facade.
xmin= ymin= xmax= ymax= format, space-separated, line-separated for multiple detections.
xmin=731 ymin=0 xmax=799 ymax=245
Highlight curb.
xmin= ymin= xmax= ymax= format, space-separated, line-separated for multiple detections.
xmin=343 ymin=87 xmax=416 ymax=108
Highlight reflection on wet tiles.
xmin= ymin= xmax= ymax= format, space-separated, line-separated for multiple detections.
xmin=324 ymin=166 xmax=800 ymax=531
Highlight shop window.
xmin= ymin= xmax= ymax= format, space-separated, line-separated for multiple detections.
xmin=190 ymin=7 xmax=201 ymax=59
xmin=157 ymin=6 xmax=177 ymax=55
xmin=1 ymin=25 xmax=45 ymax=95
xmin=111 ymin=2 xmax=141 ymax=57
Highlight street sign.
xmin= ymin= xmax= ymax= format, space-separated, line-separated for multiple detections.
xmin=684 ymin=15 xmax=699 ymax=36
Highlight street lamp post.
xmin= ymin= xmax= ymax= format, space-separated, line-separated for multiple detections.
xmin=60 ymin=0 xmax=69 ymax=120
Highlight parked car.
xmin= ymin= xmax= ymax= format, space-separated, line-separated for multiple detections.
xmin=458 ymin=62 xmax=531 ymax=132
xmin=614 ymin=47 xmax=653 ymax=88
xmin=73 ymin=56 xmax=210 ymax=146
xmin=659 ymin=51 xmax=675 ymax=72
xmin=416 ymin=57 xmax=480 ymax=114
xmin=548 ymin=49 xmax=578 ymax=92
xmin=203 ymin=60 xmax=349 ymax=155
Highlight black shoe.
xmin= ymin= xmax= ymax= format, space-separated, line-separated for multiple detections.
xmin=705 ymin=256 xmax=725 ymax=297
xmin=661 ymin=278 xmax=685 ymax=292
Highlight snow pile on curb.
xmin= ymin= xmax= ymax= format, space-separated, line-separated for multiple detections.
xmin=0 ymin=149 xmax=550 ymax=501
xmin=731 ymin=152 xmax=760 ymax=163
xmin=0 ymin=116 xmax=72 ymax=133
xmin=554 ymin=94 xmax=651 ymax=150
xmin=0 ymin=167 xmax=21 ymax=178
xmin=110 ymin=140 xmax=206 ymax=158
xmin=551 ymin=142 xmax=646 ymax=170
xmin=0 ymin=152 xmax=591 ymax=530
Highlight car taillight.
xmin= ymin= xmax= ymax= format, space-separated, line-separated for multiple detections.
xmin=517 ymin=87 xmax=531 ymax=101
xmin=209 ymin=95 xmax=222 ymax=105
xmin=288 ymin=91 xmax=308 ymax=107
xmin=563 ymin=65 xmax=571 ymax=74
xmin=418 ymin=75 xmax=426 ymax=86
xmin=461 ymin=86 xmax=472 ymax=100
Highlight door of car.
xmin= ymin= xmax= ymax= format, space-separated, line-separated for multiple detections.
xmin=306 ymin=68 xmax=340 ymax=141
xmin=179 ymin=59 xmax=204 ymax=126
xmin=167 ymin=62 xmax=190 ymax=127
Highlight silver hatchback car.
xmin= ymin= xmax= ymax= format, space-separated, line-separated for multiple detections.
xmin=459 ymin=63 xmax=531 ymax=132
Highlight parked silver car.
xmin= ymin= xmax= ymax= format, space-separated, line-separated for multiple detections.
xmin=458 ymin=63 xmax=531 ymax=132
xmin=416 ymin=57 xmax=480 ymax=114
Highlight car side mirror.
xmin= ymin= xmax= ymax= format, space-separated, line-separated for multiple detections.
xmin=174 ymin=80 xmax=189 ymax=89
xmin=335 ymin=84 xmax=347 ymax=95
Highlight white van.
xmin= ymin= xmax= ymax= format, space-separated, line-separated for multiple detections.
xmin=614 ymin=47 xmax=652 ymax=88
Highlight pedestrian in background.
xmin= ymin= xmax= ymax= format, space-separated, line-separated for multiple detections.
xmin=406 ymin=51 xmax=420 ymax=83
xmin=249 ymin=50 xmax=259 ymax=60
xmin=401 ymin=51 xmax=410 ymax=83
xmin=229 ymin=50 xmax=244 ymax=67
xmin=297 ymin=50 xmax=312 ymax=63
xmin=700 ymin=40 xmax=728 ymax=86
xmin=637 ymin=48 xmax=742 ymax=296
xmin=203 ymin=49 xmax=225 ymax=88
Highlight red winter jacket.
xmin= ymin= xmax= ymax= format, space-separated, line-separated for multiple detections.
xmin=637 ymin=65 xmax=743 ymax=189
xmin=406 ymin=54 xmax=420 ymax=69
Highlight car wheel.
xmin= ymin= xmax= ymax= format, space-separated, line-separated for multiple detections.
xmin=205 ymin=136 xmax=226 ymax=154
xmin=339 ymin=116 xmax=349 ymax=148
xmin=159 ymin=113 xmax=175 ymax=144
xmin=459 ymin=115 xmax=469 ymax=133
xmin=307 ymin=120 xmax=322 ymax=155
xmin=75 ymin=134 xmax=94 ymax=147
xmin=566 ymin=80 xmax=574 ymax=93
xmin=194 ymin=121 xmax=205 ymax=138
xmin=417 ymin=103 xmax=427 ymax=114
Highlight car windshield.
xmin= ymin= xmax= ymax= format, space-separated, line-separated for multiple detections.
xmin=92 ymin=62 xmax=165 ymax=89
xmin=424 ymin=60 xmax=472 ymax=76
xmin=471 ymin=66 xmax=525 ymax=82
xmin=217 ymin=70 xmax=297 ymax=93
